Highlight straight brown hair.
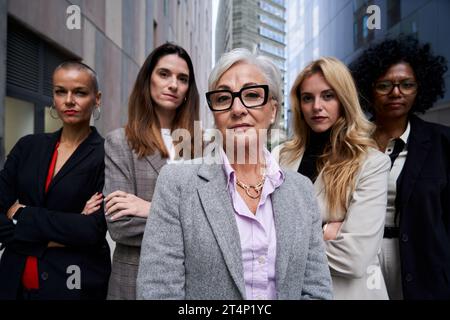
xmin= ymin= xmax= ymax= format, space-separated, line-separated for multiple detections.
xmin=125 ymin=43 xmax=200 ymax=158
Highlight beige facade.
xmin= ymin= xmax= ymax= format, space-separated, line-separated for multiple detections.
xmin=0 ymin=0 xmax=212 ymax=162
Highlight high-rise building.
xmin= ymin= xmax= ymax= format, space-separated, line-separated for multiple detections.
xmin=0 ymin=0 xmax=212 ymax=163
xmin=287 ymin=0 xmax=450 ymax=131
xmin=215 ymin=0 xmax=287 ymax=132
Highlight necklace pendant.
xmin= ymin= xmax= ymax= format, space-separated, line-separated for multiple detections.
xmin=236 ymin=176 xmax=265 ymax=199
xmin=245 ymin=188 xmax=261 ymax=199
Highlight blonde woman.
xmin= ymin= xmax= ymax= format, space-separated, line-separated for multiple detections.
xmin=273 ymin=57 xmax=390 ymax=299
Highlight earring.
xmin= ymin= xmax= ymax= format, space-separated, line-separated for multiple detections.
xmin=49 ymin=105 xmax=59 ymax=120
xmin=93 ymin=106 xmax=101 ymax=121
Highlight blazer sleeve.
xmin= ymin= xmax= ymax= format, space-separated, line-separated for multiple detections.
xmin=11 ymin=159 xmax=107 ymax=248
xmin=0 ymin=136 xmax=27 ymax=245
xmin=104 ymin=131 xmax=148 ymax=247
xmin=301 ymin=179 xmax=334 ymax=300
xmin=136 ymin=165 xmax=185 ymax=300
xmin=325 ymin=151 xmax=390 ymax=278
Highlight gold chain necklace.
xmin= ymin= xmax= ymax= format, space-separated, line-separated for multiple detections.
xmin=236 ymin=176 xmax=265 ymax=199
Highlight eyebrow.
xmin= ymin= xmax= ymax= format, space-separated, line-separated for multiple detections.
xmin=377 ymin=77 xmax=416 ymax=82
xmin=157 ymin=67 xmax=189 ymax=78
xmin=53 ymin=85 xmax=89 ymax=91
xmin=216 ymin=82 xmax=260 ymax=91
xmin=301 ymin=88 xmax=335 ymax=95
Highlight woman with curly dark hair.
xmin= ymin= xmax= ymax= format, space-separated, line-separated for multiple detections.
xmin=350 ymin=36 xmax=450 ymax=300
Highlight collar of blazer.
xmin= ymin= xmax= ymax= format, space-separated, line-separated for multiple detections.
xmin=396 ymin=114 xmax=432 ymax=210
xmin=196 ymin=162 xmax=295 ymax=298
xmin=144 ymin=152 xmax=167 ymax=174
xmin=38 ymin=126 xmax=102 ymax=198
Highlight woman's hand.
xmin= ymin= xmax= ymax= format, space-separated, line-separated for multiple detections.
xmin=81 ymin=192 xmax=103 ymax=215
xmin=323 ymin=221 xmax=343 ymax=241
xmin=6 ymin=201 xmax=25 ymax=220
xmin=104 ymin=191 xmax=151 ymax=221
xmin=48 ymin=241 xmax=65 ymax=248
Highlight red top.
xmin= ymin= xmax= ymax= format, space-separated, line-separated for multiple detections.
xmin=22 ymin=141 xmax=60 ymax=290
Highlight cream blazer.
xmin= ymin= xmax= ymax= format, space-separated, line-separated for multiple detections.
xmin=272 ymin=144 xmax=390 ymax=300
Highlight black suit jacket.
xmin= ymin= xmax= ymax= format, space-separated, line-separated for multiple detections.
xmin=397 ymin=115 xmax=450 ymax=299
xmin=0 ymin=127 xmax=111 ymax=300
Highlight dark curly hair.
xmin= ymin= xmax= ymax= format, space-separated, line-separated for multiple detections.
xmin=349 ymin=36 xmax=448 ymax=114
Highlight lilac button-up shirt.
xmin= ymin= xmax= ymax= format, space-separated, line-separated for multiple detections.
xmin=221 ymin=148 xmax=285 ymax=300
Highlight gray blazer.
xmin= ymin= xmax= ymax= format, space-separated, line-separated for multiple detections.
xmin=104 ymin=128 xmax=166 ymax=300
xmin=136 ymin=161 xmax=333 ymax=300
xmin=273 ymin=145 xmax=390 ymax=299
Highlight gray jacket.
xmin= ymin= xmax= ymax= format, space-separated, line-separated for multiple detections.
xmin=104 ymin=128 xmax=166 ymax=300
xmin=137 ymin=161 xmax=333 ymax=300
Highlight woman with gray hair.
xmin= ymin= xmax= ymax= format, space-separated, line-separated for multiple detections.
xmin=136 ymin=48 xmax=332 ymax=300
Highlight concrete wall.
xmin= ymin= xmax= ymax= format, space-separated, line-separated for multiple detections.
xmin=1 ymin=0 xmax=213 ymax=147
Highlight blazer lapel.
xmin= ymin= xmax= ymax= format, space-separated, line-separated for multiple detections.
xmin=271 ymin=181 xmax=295 ymax=292
xmin=196 ymin=164 xmax=246 ymax=299
xmin=47 ymin=128 xmax=101 ymax=192
xmin=279 ymin=148 xmax=303 ymax=172
xmin=397 ymin=116 xmax=432 ymax=210
xmin=37 ymin=129 xmax=62 ymax=201
xmin=145 ymin=152 xmax=167 ymax=174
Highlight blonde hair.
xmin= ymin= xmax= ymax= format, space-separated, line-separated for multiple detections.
xmin=282 ymin=57 xmax=376 ymax=220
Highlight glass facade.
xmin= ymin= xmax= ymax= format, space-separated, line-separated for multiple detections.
xmin=259 ymin=14 xmax=284 ymax=32
xmin=259 ymin=41 xmax=284 ymax=58
xmin=259 ymin=26 xmax=284 ymax=43
xmin=259 ymin=1 xmax=284 ymax=19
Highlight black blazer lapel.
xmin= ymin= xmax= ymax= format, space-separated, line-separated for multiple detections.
xmin=397 ymin=116 xmax=432 ymax=211
xmin=47 ymin=127 xmax=102 ymax=193
xmin=37 ymin=129 xmax=63 ymax=202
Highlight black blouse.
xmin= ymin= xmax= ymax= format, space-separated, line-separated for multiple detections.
xmin=297 ymin=130 xmax=331 ymax=183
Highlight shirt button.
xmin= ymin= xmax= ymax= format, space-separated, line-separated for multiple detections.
xmin=401 ymin=234 xmax=409 ymax=242
xmin=41 ymin=272 xmax=49 ymax=281
xmin=258 ymin=256 xmax=266 ymax=264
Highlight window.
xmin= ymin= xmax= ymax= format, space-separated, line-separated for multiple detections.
xmin=387 ymin=0 xmax=401 ymax=29
xmin=259 ymin=26 xmax=284 ymax=43
xmin=164 ymin=0 xmax=169 ymax=16
xmin=259 ymin=42 xmax=285 ymax=58
xmin=259 ymin=14 xmax=284 ymax=32
xmin=259 ymin=1 xmax=284 ymax=19
xmin=271 ymin=0 xmax=285 ymax=6
xmin=353 ymin=0 xmax=375 ymax=49
xmin=5 ymin=18 xmax=73 ymax=159
xmin=4 ymin=97 xmax=35 ymax=155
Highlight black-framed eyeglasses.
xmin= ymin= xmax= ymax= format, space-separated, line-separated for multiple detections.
xmin=205 ymin=84 xmax=269 ymax=111
xmin=373 ymin=80 xmax=418 ymax=96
